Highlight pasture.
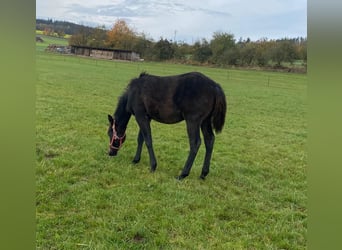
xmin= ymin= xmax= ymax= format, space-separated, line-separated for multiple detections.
xmin=36 ymin=39 xmax=307 ymax=249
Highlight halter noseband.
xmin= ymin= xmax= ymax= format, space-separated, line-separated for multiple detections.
xmin=109 ymin=121 xmax=126 ymax=150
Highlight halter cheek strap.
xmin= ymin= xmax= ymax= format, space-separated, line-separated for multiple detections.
xmin=109 ymin=121 xmax=126 ymax=150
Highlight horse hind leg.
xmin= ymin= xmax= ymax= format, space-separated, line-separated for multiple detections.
xmin=178 ymin=121 xmax=201 ymax=180
xmin=200 ymin=119 xmax=215 ymax=179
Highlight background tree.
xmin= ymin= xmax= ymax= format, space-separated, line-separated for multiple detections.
xmin=254 ymin=38 xmax=270 ymax=66
xmin=270 ymin=39 xmax=297 ymax=66
xmin=132 ymin=33 xmax=154 ymax=59
xmin=153 ymin=38 xmax=174 ymax=61
xmin=37 ymin=19 xmax=95 ymax=36
xmin=223 ymin=47 xmax=240 ymax=65
xmin=68 ymin=26 xmax=91 ymax=46
xmin=192 ymin=39 xmax=212 ymax=63
xmin=173 ymin=42 xmax=193 ymax=62
xmin=105 ymin=20 xmax=136 ymax=50
xmin=210 ymin=32 xmax=236 ymax=65
xmin=297 ymin=38 xmax=307 ymax=64
xmin=43 ymin=27 xmax=54 ymax=36
xmin=87 ymin=25 xmax=107 ymax=47
xmin=56 ymin=30 xmax=65 ymax=38
xmin=238 ymin=39 xmax=256 ymax=66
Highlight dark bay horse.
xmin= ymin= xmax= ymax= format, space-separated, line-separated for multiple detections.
xmin=108 ymin=72 xmax=227 ymax=180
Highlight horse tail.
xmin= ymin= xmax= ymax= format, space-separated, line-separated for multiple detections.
xmin=212 ymin=85 xmax=227 ymax=133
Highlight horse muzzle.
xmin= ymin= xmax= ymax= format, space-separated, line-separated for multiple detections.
xmin=108 ymin=149 xmax=118 ymax=156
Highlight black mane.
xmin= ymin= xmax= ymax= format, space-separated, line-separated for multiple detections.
xmin=139 ymin=71 xmax=149 ymax=78
xmin=114 ymin=92 xmax=128 ymax=121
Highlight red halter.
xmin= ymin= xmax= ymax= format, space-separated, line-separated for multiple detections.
xmin=109 ymin=121 xmax=126 ymax=150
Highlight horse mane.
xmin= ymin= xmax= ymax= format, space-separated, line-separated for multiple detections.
xmin=139 ymin=71 xmax=149 ymax=78
xmin=114 ymin=92 xmax=129 ymax=120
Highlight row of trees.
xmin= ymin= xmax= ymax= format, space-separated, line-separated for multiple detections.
xmin=68 ymin=20 xmax=307 ymax=68
xmin=37 ymin=19 xmax=95 ymax=37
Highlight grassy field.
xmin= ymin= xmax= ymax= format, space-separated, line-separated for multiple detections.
xmin=36 ymin=37 xmax=307 ymax=249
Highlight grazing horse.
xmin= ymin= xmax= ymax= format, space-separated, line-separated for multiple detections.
xmin=107 ymin=72 xmax=227 ymax=180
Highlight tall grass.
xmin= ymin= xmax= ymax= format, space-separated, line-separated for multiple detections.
xmin=36 ymin=38 xmax=307 ymax=249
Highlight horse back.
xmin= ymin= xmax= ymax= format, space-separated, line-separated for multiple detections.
xmin=126 ymin=72 xmax=221 ymax=123
xmin=173 ymin=72 xmax=219 ymax=117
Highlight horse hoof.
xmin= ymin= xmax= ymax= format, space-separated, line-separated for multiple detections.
xmin=199 ymin=175 xmax=206 ymax=180
xmin=176 ymin=174 xmax=188 ymax=180
xmin=132 ymin=158 xmax=140 ymax=164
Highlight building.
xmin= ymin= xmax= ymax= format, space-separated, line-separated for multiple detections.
xmin=70 ymin=45 xmax=141 ymax=61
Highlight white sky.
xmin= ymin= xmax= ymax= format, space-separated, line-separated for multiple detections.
xmin=36 ymin=0 xmax=307 ymax=43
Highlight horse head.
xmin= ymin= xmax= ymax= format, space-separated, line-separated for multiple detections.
xmin=107 ymin=115 xmax=126 ymax=156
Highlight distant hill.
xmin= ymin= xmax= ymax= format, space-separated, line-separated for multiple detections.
xmin=36 ymin=19 xmax=100 ymax=36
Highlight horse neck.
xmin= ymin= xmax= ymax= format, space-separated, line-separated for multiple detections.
xmin=114 ymin=93 xmax=131 ymax=134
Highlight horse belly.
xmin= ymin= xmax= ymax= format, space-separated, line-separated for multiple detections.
xmin=147 ymin=103 xmax=183 ymax=124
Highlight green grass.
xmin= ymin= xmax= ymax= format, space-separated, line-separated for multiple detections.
xmin=36 ymin=37 xmax=307 ymax=249
xmin=35 ymin=34 xmax=69 ymax=52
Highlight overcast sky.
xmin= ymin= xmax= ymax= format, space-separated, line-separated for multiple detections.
xmin=36 ymin=0 xmax=307 ymax=43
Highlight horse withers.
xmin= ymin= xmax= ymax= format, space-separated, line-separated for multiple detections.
xmin=107 ymin=72 xmax=227 ymax=180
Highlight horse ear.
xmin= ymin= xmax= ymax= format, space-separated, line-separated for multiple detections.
xmin=108 ymin=114 xmax=114 ymax=124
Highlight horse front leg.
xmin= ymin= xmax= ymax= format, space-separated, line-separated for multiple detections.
xmin=135 ymin=117 xmax=157 ymax=172
xmin=178 ymin=122 xmax=201 ymax=180
xmin=132 ymin=129 xmax=144 ymax=164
